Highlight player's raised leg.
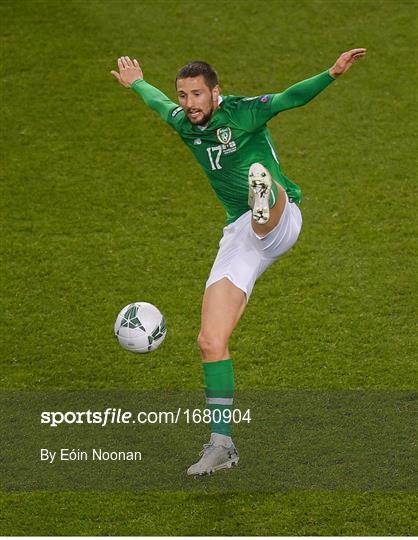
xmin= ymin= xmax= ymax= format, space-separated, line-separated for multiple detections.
xmin=248 ymin=163 xmax=287 ymax=237
xmin=187 ymin=277 xmax=245 ymax=476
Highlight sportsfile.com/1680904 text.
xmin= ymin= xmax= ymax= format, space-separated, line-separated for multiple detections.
xmin=40 ymin=408 xmax=252 ymax=427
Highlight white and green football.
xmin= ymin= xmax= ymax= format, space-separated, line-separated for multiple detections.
xmin=114 ymin=302 xmax=166 ymax=353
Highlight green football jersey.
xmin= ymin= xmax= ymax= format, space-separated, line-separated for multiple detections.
xmin=132 ymin=70 xmax=335 ymax=223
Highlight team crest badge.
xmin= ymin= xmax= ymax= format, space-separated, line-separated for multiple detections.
xmin=216 ymin=127 xmax=232 ymax=144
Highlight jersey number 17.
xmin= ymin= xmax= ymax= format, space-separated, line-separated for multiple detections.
xmin=207 ymin=146 xmax=223 ymax=170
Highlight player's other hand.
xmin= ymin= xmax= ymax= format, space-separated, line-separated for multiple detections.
xmin=111 ymin=56 xmax=143 ymax=88
xmin=329 ymin=48 xmax=367 ymax=78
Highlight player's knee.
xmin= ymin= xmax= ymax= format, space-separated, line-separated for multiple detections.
xmin=197 ymin=332 xmax=226 ymax=358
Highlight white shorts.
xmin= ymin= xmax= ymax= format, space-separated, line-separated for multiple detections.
xmin=205 ymin=194 xmax=302 ymax=300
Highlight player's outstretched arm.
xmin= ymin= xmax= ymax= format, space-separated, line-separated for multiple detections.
xmin=270 ymin=48 xmax=367 ymax=115
xmin=111 ymin=56 xmax=178 ymax=123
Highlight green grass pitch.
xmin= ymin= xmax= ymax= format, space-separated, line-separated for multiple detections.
xmin=1 ymin=0 xmax=417 ymax=535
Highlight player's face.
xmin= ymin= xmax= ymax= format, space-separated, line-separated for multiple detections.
xmin=176 ymin=76 xmax=220 ymax=126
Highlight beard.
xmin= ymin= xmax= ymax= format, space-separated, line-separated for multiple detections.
xmin=187 ymin=103 xmax=215 ymax=126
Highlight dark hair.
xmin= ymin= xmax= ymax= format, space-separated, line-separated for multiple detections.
xmin=175 ymin=61 xmax=219 ymax=90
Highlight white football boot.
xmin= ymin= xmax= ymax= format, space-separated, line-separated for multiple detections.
xmin=187 ymin=442 xmax=239 ymax=476
xmin=248 ymin=162 xmax=272 ymax=225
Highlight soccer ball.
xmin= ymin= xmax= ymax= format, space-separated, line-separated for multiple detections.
xmin=114 ymin=302 xmax=167 ymax=353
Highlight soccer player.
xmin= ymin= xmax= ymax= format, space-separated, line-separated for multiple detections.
xmin=111 ymin=48 xmax=366 ymax=476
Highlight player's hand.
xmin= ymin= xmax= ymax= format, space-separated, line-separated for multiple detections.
xmin=329 ymin=48 xmax=367 ymax=78
xmin=111 ymin=56 xmax=143 ymax=88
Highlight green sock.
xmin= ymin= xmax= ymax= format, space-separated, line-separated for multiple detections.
xmin=203 ymin=359 xmax=234 ymax=436
xmin=269 ymin=180 xmax=280 ymax=208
